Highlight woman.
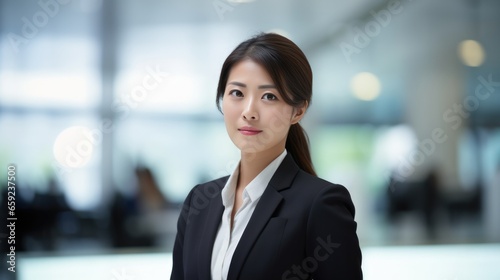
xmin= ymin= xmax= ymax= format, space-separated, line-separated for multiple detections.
xmin=171 ymin=33 xmax=362 ymax=280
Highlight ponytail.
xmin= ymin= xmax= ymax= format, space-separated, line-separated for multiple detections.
xmin=286 ymin=123 xmax=316 ymax=176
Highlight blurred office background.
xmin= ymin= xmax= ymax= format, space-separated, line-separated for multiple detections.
xmin=1 ymin=0 xmax=499 ymax=279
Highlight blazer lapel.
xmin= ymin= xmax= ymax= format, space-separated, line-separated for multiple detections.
xmin=226 ymin=153 xmax=300 ymax=280
xmin=197 ymin=177 xmax=227 ymax=280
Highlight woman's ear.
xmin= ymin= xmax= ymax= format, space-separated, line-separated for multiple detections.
xmin=291 ymin=101 xmax=308 ymax=124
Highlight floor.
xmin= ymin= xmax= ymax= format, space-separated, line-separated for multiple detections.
xmin=14 ymin=243 xmax=500 ymax=280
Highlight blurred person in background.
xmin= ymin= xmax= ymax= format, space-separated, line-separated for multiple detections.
xmin=110 ymin=165 xmax=171 ymax=248
xmin=171 ymin=33 xmax=362 ymax=280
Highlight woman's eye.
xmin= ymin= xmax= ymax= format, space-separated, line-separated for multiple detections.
xmin=229 ymin=90 xmax=243 ymax=97
xmin=262 ymin=93 xmax=277 ymax=101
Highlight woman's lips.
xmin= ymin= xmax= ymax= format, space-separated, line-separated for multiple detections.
xmin=238 ymin=126 xmax=262 ymax=136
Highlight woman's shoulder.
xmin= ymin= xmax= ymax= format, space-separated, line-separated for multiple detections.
xmin=292 ymin=169 xmax=355 ymax=212
xmin=180 ymin=176 xmax=229 ymax=208
xmin=198 ymin=175 xmax=229 ymax=188
xmin=295 ymin=169 xmax=350 ymax=195
xmin=187 ymin=175 xmax=228 ymax=195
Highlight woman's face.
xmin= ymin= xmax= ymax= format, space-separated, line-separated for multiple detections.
xmin=222 ymin=59 xmax=305 ymax=156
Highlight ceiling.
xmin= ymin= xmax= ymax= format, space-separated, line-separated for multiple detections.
xmin=1 ymin=0 xmax=499 ymax=124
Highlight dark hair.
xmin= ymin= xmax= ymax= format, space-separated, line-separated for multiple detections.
xmin=216 ymin=33 xmax=316 ymax=176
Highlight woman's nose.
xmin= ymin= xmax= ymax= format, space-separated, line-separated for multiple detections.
xmin=242 ymin=99 xmax=258 ymax=120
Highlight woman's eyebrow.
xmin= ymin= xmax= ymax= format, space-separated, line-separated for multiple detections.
xmin=258 ymin=84 xmax=276 ymax=89
xmin=228 ymin=81 xmax=246 ymax=87
xmin=227 ymin=81 xmax=276 ymax=89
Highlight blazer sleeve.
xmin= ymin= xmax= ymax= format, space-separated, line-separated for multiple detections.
xmin=306 ymin=184 xmax=363 ymax=280
xmin=170 ymin=186 xmax=197 ymax=280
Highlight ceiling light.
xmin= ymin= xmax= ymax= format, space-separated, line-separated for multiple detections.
xmin=53 ymin=126 xmax=95 ymax=168
xmin=350 ymin=72 xmax=381 ymax=101
xmin=458 ymin=40 xmax=485 ymax=67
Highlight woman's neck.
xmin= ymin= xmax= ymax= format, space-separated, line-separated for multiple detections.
xmin=237 ymin=148 xmax=284 ymax=190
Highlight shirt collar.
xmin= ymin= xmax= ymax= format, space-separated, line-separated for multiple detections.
xmin=221 ymin=149 xmax=287 ymax=207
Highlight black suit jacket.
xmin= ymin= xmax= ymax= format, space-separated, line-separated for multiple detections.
xmin=171 ymin=154 xmax=363 ymax=280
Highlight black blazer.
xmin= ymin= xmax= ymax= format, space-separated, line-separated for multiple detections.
xmin=171 ymin=154 xmax=362 ymax=280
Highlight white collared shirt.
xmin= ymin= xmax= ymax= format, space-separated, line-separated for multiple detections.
xmin=211 ymin=150 xmax=287 ymax=280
